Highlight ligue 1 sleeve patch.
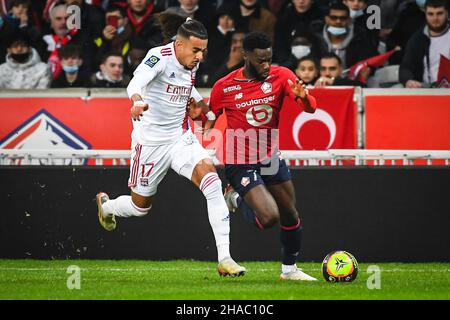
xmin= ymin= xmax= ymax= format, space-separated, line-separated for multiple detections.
xmin=144 ymin=55 xmax=160 ymax=68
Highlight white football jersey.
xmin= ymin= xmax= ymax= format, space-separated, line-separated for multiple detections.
xmin=127 ymin=42 xmax=203 ymax=146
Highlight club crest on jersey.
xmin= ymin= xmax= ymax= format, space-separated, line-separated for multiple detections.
xmin=145 ymin=55 xmax=160 ymax=68
xmin=261 ymin=82 xmax=272 ymax=94
xmin=241 ymin=177 xmax=250 ymax=187
xmin=140 ymin=178 xmax=149 ymax=186
xmin=235 ymin=92 xmax=243 ymax=100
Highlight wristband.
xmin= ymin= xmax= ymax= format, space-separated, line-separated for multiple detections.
xmin=133 ymin=100 xmax=146 ymax=107
xmin=206 ymin=111 xmax=216 ymax=121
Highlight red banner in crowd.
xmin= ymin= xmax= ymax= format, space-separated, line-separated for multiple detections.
xmin=0 ymin=89 xmax=357 ymax=154
xmin=365 ymin=95 xmax=450 ymax=149
xmin=278 ymin=88 xmax=357 ymax=150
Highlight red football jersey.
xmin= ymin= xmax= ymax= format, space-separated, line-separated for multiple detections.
xmin=209 ymin=66 xmax=316 ymax=164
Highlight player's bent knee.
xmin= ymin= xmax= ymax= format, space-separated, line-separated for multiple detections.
xmin=131 ymin=201 xmax=152 ymax=217
xmin=259 ymin=215 xmax=279 ymax=229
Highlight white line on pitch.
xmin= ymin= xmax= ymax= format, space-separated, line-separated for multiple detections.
xmin=0 ymin=267 xmax=449 ymax=273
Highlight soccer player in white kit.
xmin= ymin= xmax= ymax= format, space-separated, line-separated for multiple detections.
xmin=95 ymin=19 xmax=246 ymax=277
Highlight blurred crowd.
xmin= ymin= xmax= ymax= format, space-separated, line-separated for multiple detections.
xmin=0 ymin=0 xmax=448 ymax=89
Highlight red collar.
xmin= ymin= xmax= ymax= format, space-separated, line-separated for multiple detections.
xmin=127 ymin=1 xmax=155 ymax=34
xmin=52 ymin=28 xmax=78 ymax=47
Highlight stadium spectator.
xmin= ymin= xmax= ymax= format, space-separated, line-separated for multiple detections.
xmin=274 ymin=0 xmax=325 ymax=63
xmin=0 ymin=30 xmax=51 ymax=89
xmin=51 ymin=44 xmax=89 ymax=87
xmin=40 ymin=4 xmax=77 ymax=80
xmin=0 ymin=10 xmax=17 ymax=63
xmin=63 ymin=0 xmax=105 ymax=37
xmin=197 ymin=8 xmax=237 ymax=85
xmin=318 ymin=1 xmax=378 ymax=69
xmin=280 ymin=26 xmax=326 ymax=73
xmin=156 ymin=9 xmax=188 ymax=43
xmin=166 ymin=0 xmax=214 ymax=28
xmin=343 ymin=0 xmax=379 ymax=48
xmin=315 ymin=52 xmax=366 ymax=87
xmin=39 ymin=2 xmax=99 ymax=79
xmin=124 ymin=36 xmax=149 ymax=75
xmin=90 ymin=51 xmax=130 ymax=87
xmin=126 ymin=0 xmax=164 ymax=48
xmin=218 ymin=0 xmax=277 ymax=42
xmin=199 ymin=30 xmax=246 ymax=87
xmin=6 ymin=0 xmax=29 ymax=28
xmin=265 ymin=0 xmax=289 ymax=15
xmin=295 ymin=55 xmax=319 ymax=85
xmin=6 ymin=0 xmax=41 ymax=45
xmin=94 ymin=5 xmax=132 ymax=65
xmin=400 ymin=0 xmax=450 ymax=88
xmin=386 ymin=0 xmax=426 ymax=64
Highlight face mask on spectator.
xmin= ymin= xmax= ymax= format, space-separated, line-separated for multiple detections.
xmin=62 ymin=64 xmax=79 ymax=74
xmin=327 ymin=26 xmax=347 ymax=36
xmin=11 ymin=52 xmax=30 ymax=63
xmin=416 ymin=0 xmax=426 ymax=8
xmin=349 ymin=9 xmax=364 ymax=19
xmin=291 ymin=45 xmax=311 ymax=59
xmin=117 ymin=26 xmax=125 ymax=34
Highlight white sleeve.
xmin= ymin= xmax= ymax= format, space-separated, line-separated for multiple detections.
xmin=190 ymin=86 xmax=203 ymax=102
xmin=126 ymin=50 xmax=165 ymax=99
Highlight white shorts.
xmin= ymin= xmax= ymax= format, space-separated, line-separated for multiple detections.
xmin=128 ymin=131 xmax=211 ymax=197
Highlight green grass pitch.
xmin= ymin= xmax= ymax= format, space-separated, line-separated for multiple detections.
xmin=0 ymin=260 xmax=449 ymax=300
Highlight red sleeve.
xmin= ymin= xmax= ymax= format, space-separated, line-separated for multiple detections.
xmin=281 ymin=67 xmax=317 ymax=112
xmin=209 ymin=80 xmax=225 ymax=117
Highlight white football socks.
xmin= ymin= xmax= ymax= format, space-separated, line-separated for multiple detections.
xmin=200 ymin=172 xmax=231 ymax=262
xmin=102 ymin=195 xmax=151 ymax=218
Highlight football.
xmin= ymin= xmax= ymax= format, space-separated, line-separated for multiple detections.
xmin=322 ymin=251 xmax=359 ymax=282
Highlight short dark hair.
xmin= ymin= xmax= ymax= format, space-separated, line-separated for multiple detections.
xmin=298 ymin=55 xmax=319 ymax=68
xmin=157 ymin=11 xmax=188 ymax=42
xmin=243 ymin=32 xmax=271 ymax=52
xmin=328 ymin=1 xmax=350 ymax=16
xmin=425 ymin=0 xmax=448 ymax=9
xmin=101 ymin=51 xmax=123 ymax=64
xmin=320 ymin=52 xmax=342 ymax=66
xmin=6 ymin=30 xmax=31 ymax=48
xmin=177 ymin=18 xmax=208 ymax=40
xmin=58 ymin=44 xmax=82 ymax=59
xmin=10 ymin=0 xmax=30 ymax=7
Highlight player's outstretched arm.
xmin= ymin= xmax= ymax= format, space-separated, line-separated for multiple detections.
xmin=288 ymin=79 xmax=316 ymax=113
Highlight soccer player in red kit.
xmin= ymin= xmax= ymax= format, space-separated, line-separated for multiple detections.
xmin=202 ymin=32 xmax=317 ymax=280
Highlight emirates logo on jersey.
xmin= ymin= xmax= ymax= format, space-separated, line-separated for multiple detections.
xmin=246 ymin=104 xmax=273 ymax=127
xmin=260 ymin=82 xmax=272 ymax=94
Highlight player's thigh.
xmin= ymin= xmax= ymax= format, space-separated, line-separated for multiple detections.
xmin=128 ymin=143 xmax=171 ymax=202
xmin=225 ymin=164 xmax=279 ymax=221
xmin=243 ymin=184 xmax=279 ymax=223
xmin=266 ymin=180 xmax=299 ymax=226
xmin=170 ymin=132 xmax=212 ymax=186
